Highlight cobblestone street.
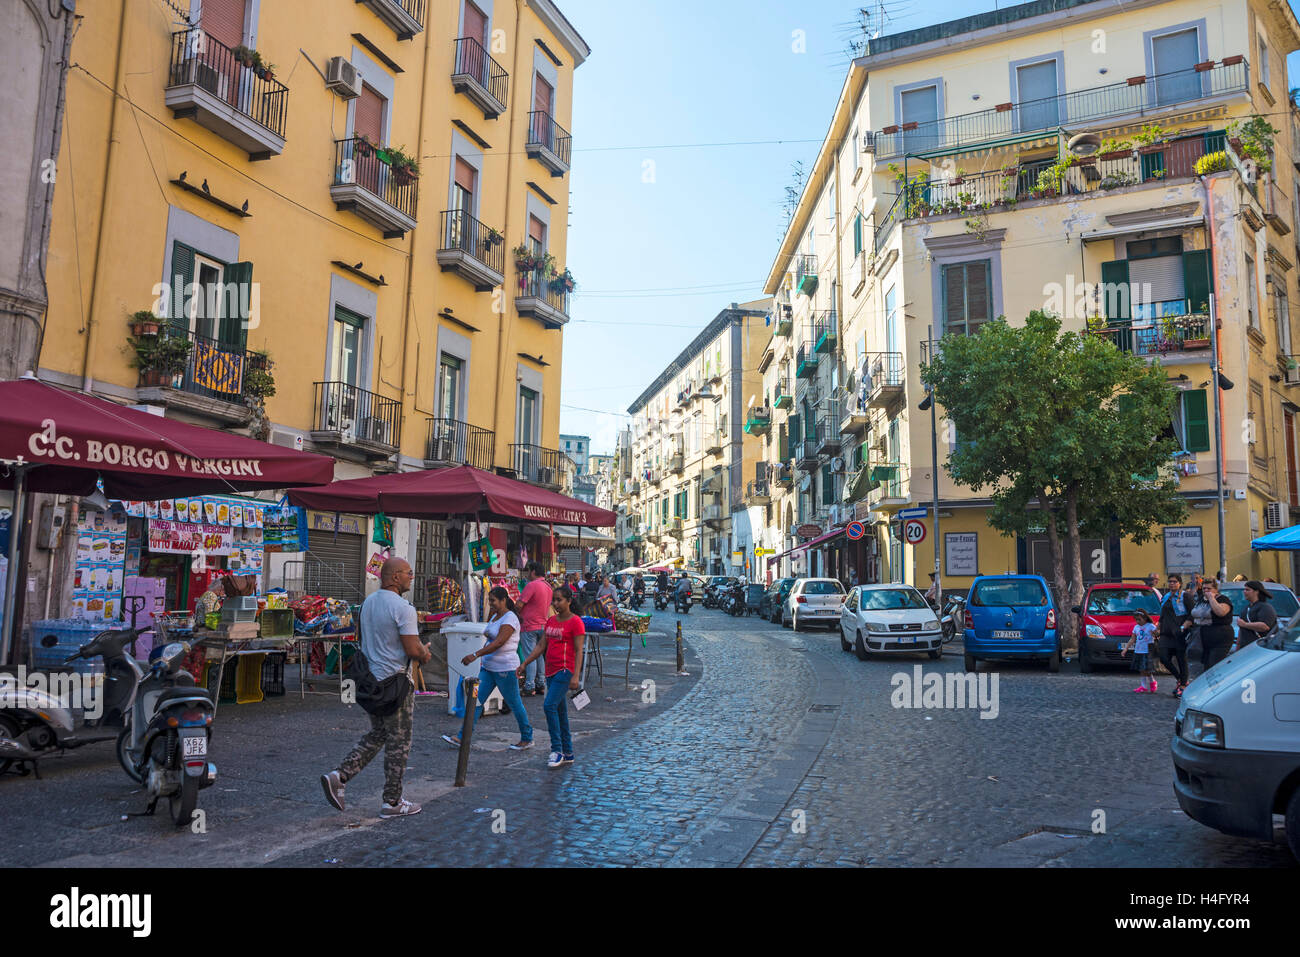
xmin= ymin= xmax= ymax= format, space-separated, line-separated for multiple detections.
xmin=1 ymin=607 xmax=1293 ymax=867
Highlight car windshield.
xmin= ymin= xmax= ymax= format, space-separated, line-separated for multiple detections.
xmin=1086 ymin=588 xmax=1160 ymax=615
xmin=859 ymin=588 xmax=927 ymax=610
xmin=972 ymin=579 xmax=1047 ymax=607
xmin=1219 ymin=586 xmax=1299 ymax=621
xmin=802 ymin=581 xmax=845 ymax=595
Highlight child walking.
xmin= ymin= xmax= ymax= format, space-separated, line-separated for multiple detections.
xmin=518 ymin=585 xmax=585 ymax=769
xmin=1121 ymin=608 xmax=1158 ymax=693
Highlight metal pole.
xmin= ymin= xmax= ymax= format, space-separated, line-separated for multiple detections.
xmin=1209 ymin=294 xmax=1227 ymax=581
xmin=1 ymin=466 xmax=29 ymax=665
xmin=453 ymin=677 xmax=478 ymax=787
xmin=927 ymin=327 xmax=942 ymax=610
xmin=675 ymin=619 xmax=684 ymax=674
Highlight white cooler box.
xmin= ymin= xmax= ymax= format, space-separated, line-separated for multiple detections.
xmin=442 ymin=622 xmax=505 ymax=717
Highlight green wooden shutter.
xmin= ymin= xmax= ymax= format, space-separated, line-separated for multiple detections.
xmin=169 ymin=241 xmax=195 ymax=329
xmin=1100 ymin=259 xmax=1130 ymax=323
xmin=853 ymin=214 xmax=863 ymax=257
xmin=222 ymin=260 xmax=253 ymax=347
xmin=778 ymin=423 xmax=789 ymax=460
xmin=1182 ymin=249 xmax=1211 ymax=314
xmin=1183 ymin=389 xmax=1210 ymax=452
xmin=821 ymin=464 xmax=834 ymax=505
xmin=788 ymin=414 xmax=800 ymax=448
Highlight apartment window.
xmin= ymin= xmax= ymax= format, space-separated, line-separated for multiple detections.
xmin=1162 ymin=389 xmax=1211 ymax=453
xmin=528 ymin=214 xmax=547 ymax=254
xmin=885 ymin=284 xmax=900 ymax=356
xmin=437 ymin=354 xmax=463 ymax=419
xmin=941 ymin=261 xmax=992 ymax=336
xmin=1015 ymin=58 xmax=1060 ymax=132
xmin=517 ymin=386 xmax=537 ymax=445
xmin=1246 ymin=253 xmax=1259 ymax=329
xmin=851 ymin=125 xmax=860 ymax=173
xmin=1258 ymin=34 xmax=1271 ymax=89
xmin=1150 ymin=27 xmax=1201 ymax=105
xmin=899 ymin=83 xmax=939 ymax=151
xmin=1250 ymin=382 xmax=1268 ymax=462
xmin=1276 ymin=284 xmax=1292 ymax=357
xmin=853 ymin=212 xmax=863 ymax=258
xmin=821 ymin=464 xmax=835 ymax=506
xmin=202 ymin=0 xmax=247 ymax=48
xmin=331 ymin=306 xmax=366 ymax=387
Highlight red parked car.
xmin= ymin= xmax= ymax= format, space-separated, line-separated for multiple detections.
xmin=1071 ymin=581 xmax=1162 ymax=673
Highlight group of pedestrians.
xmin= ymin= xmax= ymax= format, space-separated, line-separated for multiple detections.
xmin=319 ymin=557 xmax=588 ymax=820
xmin=1123 ymin=573 xmax=1280 ymax=697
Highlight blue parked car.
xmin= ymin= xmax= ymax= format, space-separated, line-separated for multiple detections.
xmin=963 ymin=575 xmax=1061 ymax=673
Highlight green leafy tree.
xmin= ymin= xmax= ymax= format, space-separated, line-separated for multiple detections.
xmin=921 ymin=311 xmax=1187 ymax=650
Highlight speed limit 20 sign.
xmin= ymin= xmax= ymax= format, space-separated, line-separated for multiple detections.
xmin=902 ymin=519 xmax=927 ymax=545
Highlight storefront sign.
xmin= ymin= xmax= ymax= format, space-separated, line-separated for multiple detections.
xmin=263 ymin=505 xmax=307 ymax=553
xmin=307 ymin=510 xmax=366 ymax=536
xmin=1163 ymin=526 xmax=1204 ymax=574
xmin=945 ymin=532 xmax=978 ymax=577
xmin=796 ymin=524 xmax=822 ymax=539
xmin=754 ymin=547 xmax=774 ymax=556
xmin=147 ymin=519 xmax=234 ymax=555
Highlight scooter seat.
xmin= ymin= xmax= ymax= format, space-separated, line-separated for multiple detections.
xmin=155 ymin=685 xmax=213 ymax=706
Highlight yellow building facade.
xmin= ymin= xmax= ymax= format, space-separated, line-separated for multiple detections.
xmin=36 ymin=0 xmax=589 ymax=603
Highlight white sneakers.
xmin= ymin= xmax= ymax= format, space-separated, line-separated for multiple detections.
xmin=380 ymin=797 xmax=422 ymax=818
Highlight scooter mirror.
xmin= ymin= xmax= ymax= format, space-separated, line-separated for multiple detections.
xmin=40 ymin=634 xmax=59 ymax=648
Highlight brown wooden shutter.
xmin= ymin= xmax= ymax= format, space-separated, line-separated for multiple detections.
xmin=354 ymin=85 xmax=384 ymax=142
xmin=463 ymin=1 xmax=488 ymax=46
xmin=455 ymin=158 xmax=476 ymax=195
xmin=534 ymin=75 xmax=553 ymax=116
xmin=528 ymin=214 xmax=546 ymax=249
xmin=202 ymin=0 xmax=246 ymax=49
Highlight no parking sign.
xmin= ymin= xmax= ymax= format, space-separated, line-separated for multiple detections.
xmin=902 ymin=519 xmax=927 ymax=545
xmin=846 ymin=521 xmax=866 ymax=541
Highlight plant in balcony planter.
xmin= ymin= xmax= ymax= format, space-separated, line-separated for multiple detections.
xmin=258 ymin=62 xmax=277 ymax=82
xmin=353 ymin=132 xmax=377 ymax=157
xmin=128 ymin=309 xmax=161 ymax=338
xmin=232 ymin=45 xmax=256 ymax=67
xmin=1133 ymin=124 xmax=1169 ymax=153
xmin=485 ymin=227 xmax=504 ymax=247
xmin=1097 ymin=137 xmax=1132 ymax=160
xmin=549 ymin=268 xmax=576 ymax=295
xmin=387 ymin=146 xmax=420 ymax=185
xmin=130 ymin=332 xmax=192 ymax=387
xmin=242 ymin=366 xmax=276 ymax=400
xmin=1227 ymin=115 xmax=1278 ymax=172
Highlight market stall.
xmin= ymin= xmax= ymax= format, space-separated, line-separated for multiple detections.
xmin=0 ymin=375 xmax=335 ymax=663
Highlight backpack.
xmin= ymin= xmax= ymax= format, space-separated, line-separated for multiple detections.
xmin=345 ymin=646 xmax=412 ymax=717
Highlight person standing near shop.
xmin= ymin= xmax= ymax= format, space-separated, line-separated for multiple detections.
xmin=441 ymin=587 xmax=532 ymax=750
xmin=321 ymin=558 xmax=430 ymax=818
xmin=1157 ymin=574 xmax=1192 ymax=697
xmin=518 ymin=561 xmax=551 ymax=696
xmin=517 ymin=585 xmax=585 ymax=769
xmin=1235 ymin=581 xmax=1278 ymax=650
xmin=1184 ymin=578 xmax=1234 ymax=672
xmin=195 ymin=576 xmax=227 ymax=617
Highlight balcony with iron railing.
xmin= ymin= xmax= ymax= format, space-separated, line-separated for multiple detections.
xmin=796 ymin=341 xmax=819 ymax=379
xmin=796 ymin=254 xmax=819 ymax=297
xmin=816 ymin=402 xmax=842 ymax=456
xmin=838 ymin=385 xmax=871 ymax=435
xmin=511 ymin=443 xmax=565 ymax=488
xmin=357 ymin=0 xmax=426 ymax=39
xmin=702 ymin=504 xmax=726 ymax=524
xmin=774 ymin=462 xmax=795 ymax=486
xmin=794 ymin=434 xmax=819 ymax=471
xmin=424 ymin=417 xmax=494 ymax=470
xmin=865 ymin=460 xmax=909 ymax=506
xmin=451 ymin=37 xmax=508 ymax=119
xmin=515 ymin=267 xmax=571 ymax=329
xmin=1088 ymin=311 xmax=1214 ymax=358
xmin=773 ymin=378 xmax=794 ymax=410
xmin=134 ymin=326 xmax=261 ymax=426
xmin=746 ymin=481 xmax=771 ymax=506
xmin=526 ymin=110 xmax=572 ymax=177
xmin=774 ymin=301 xmax=794 ymax=336
xmin=744 ymin=404 xmax=772 ymax=436
xmin=705 ymin=429 xmax=726 ymax=455
xmin=864 ymin=352 xmax=906 ymax=411
xmin=813 ymin=312 xmax=838 ymax=355
xmin=313 ymin=381 xmax=403 ymax=456
xmin=330 ymin=137 xmax=418 ymax=238
xmin=165 ymin=29 xmax=289 ymax=159
xmin=437 ymin=209 xmax=505 ymax=291
xmin=871 ymin=58 xmax=1249 ymax=161
xmin=874 ymin=131 xmax=1229 ymax=249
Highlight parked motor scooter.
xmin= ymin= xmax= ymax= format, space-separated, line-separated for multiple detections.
xmin=0 ymin=602 xmax=148 ymax=776
xmin=727 ymin=583 xmax=748 ymax=617
xmin=940 ymin=594 xmax=966 ymax=644
xmin=116 ymin=639 xmax=217 ymax=825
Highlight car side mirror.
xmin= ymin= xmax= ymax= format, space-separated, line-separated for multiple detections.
xmin=1071 ymin=606 xmax=1082 ymax=615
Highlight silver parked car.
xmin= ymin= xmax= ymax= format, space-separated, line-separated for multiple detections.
xmin=783 ymin=578 xmax=847 ymax=631
xmin=839 ymin=583 xmax=944 ymax=661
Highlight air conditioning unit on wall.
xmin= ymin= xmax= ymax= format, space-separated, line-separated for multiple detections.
xmin=326 ymin=57 xmax=362 ymax=99
xmin=1266 ymin=501 xmax=1290 ymax=531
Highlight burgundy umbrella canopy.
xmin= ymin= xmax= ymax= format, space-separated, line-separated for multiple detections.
xmin=288 ymin=464 xmax=616 ymax=528
xmin=0 ymin=377 xmax=336 ymax=498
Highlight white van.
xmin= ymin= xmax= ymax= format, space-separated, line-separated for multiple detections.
xmin=1172 ymin=619 xmax=1300 ymax=861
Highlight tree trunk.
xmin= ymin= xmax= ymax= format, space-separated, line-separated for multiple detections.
xmin=1062 ymin=487 xmax=1085 ymax=655
xmin=1041 ymin=489 xmax=1071 ymax=651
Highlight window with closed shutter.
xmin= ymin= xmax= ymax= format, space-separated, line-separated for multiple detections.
xmin=942 ymin=261 xmax=991 ymax=336
xmin=202 ymin=0 xmax=246 ymax=49
xmin=1129 ymin=256 xmax=1186 ymax=318
xmin=1182 ymin=389 xmax=1210 ymax=453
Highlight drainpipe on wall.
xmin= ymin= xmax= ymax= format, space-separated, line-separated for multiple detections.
xmin=79 ymin=0 xmax=131 ymax=393
xmin=1201 ymin=177 xmax=1229 ymax=581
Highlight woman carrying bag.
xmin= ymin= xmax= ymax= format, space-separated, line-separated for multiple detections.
xmin=1185 ymin=578 xmax=1234 ymax=671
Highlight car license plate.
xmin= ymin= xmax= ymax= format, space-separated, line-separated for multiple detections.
xmin=896 ymin=636 xmax=914 ymax=644
xmin=182 ymin=735 xmax=207 ymax=757
xmin=993 ymin=630 xmax=1023 ymax=639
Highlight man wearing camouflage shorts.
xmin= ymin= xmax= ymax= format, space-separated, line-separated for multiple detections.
xmin=321 ymin=558 xmax=430 ymax=818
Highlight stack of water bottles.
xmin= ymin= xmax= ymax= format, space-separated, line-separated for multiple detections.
xmin=29 ymin=619 xmax=117 ymax=676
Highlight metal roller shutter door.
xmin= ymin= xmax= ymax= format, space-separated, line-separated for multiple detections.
xmin=306 ymin=529 xmax=366 ymax=599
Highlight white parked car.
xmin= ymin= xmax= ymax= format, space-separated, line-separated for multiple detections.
xmin=839 ymin=584 xmax=943 ymax=661
xmin=783 ymin=578 xmax=846 ymax=631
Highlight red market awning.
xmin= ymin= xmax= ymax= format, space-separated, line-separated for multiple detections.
xmin=766 ymin=526 xmax=848 ymax=566
xmin=287 ymin=464 xmax=616 ymax=528
xmin=0 ymin=377 xmax=336 ymax=498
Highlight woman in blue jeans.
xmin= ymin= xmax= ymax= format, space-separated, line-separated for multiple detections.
xmin=517 ymin=585 xmax=585 ymax=768
xmin=442 ymin=587 xmax=533 ymax=750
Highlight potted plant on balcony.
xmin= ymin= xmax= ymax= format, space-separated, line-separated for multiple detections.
xmin=512 ymin=243 xmax=539 ymax=272
xmin=353 ymin=132 xmax=376 ymax=157
xmin=1194 ymin=151 xmax=1229 ymax=176
xmin=1134 ymin=124 xmax=1168 ymax=153
xmin=130 ymin=332 xmax=192 ymax=388
xmin=232 ymin=45 xmax=256 ymax=68
xmin=549 ymin=268 xmax=576 ymax=295
xmin=1097 ymin=137 xmax=1133 ymax=162
xmin=485 ymin=227 xmax=504 ymax=247
xmin=128 ymin=309 xmax=161 ymax=338
xmin=387 ymin=146 xmax=420 ymax=185
xmin=1226 ymin=115 xmax=1278 ymax=172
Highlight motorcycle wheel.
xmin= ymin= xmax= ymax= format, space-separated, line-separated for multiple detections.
xmin=116 ymin=725 xmax=144 ymax=784
xmin=0 ymin=714 xmax=22 ymax=774
xmin=170 ymin=772 xmax=199 ymax=826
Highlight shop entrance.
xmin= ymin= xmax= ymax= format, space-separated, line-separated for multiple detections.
xmin=305 ymin=528 xmax=366 ymax=600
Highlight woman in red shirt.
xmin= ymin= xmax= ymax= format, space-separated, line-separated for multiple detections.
xmin=518 ymin=585 xmax=585 ymax=768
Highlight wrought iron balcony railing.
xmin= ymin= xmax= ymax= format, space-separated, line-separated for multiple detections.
xmin=511 ymin=443 xmax=565 ymax=486
xmin=526 ymin=110 xmax=572 ymax=173
xmin=332 ymin=136 xmax=419 ymax=229
xmin=314 ymin=380 xmax=402 ymax=449
xmin=166 ymin=28 xmax=288 ymax=155
xmin=451 ymin=36 xmax=508 ymax=116
xmin=425 ymin=417 xmax=495 ymax=470
xmin=872 ymin=59 xmax=1248 ymax=160
xmin=140 ymin=326 xmax=257 ymax=404
xmin=439 ymin=208 xmax=505 ymax=286
xmin=1089 ymin=313 xmax=1213 ymax=356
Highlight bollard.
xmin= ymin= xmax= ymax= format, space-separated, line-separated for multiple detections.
xmin=676 ymin=620 xmax=684 ymax=674
xmin=454 ymin=677 xmax=478 ymax=787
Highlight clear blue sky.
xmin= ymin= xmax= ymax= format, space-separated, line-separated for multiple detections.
xmin=556 ymin=0 xmax=1300 ymax=455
